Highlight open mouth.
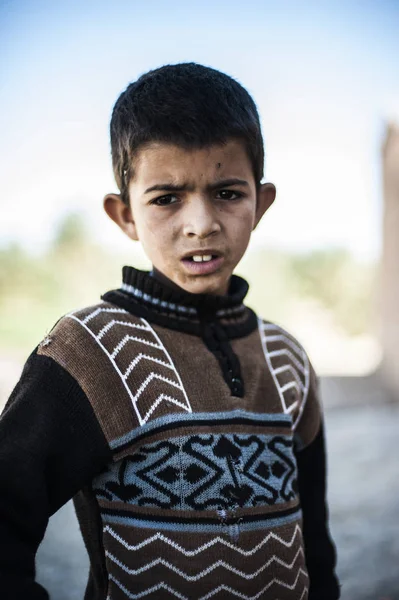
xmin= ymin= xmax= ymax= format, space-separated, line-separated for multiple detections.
xmin=184 ymin=254 xmax=218 ymax=263
xmin=181 ymin=254 xmax=224 ymax=274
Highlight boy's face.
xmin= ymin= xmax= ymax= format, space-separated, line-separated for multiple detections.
xmin=104 ymin=140 xmax=275 ymax=295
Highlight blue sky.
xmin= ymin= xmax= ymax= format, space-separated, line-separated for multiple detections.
xmin=1 ymin=0 xmax=398 ymax=261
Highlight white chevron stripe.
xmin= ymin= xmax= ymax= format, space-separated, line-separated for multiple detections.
xmin=272 ymin=365 xmax=306 ymax=392
xmin=123 ymin=353 xmax=173 ymax=379
xmin=77 ymin=306 xmax=128 ymax=324
xmin=293 ymin=347 xmax=310 ymax=429
xmin=258 ymin=319 xmax=313 ymax=428
xmin=109 ymin=575 xmax=187 ymax=599
xmin=142 ymin=318 xmax=192 ymax=415
xmin=280 ymin=381 xmax=300 ymax=394
xmin=133 ymin=372 xmax=182 ymax=402
xmin=267 ymin=349 xmax=306 ymax=374
xmin=67 ymin=312 xmax=192 ymax=425
xmin=105 ymin=547 xmax=304 ymax=580
xmin=287 ymin=401 xmax=299 ymax=414
xmin=199 ymin=567 xmax=308 ymax=599
xmin=261 ymin=323 xmax=284 ymax=331
xmin=258 ymin=319 xmax=287 ymax=413
xmin=97 ymin=319 xmax=150 ymax=340
xmin=67 ymin=314 xmax=143 ymax=424
xmin=262 ymin=334 xmax=303 ymax=358
xmin=111 ymin=334 xmax=161 ymax=358
xmin=103 ymin=523 xmax=303 ymax=556
xmin=142 ymin=393 xmax=193 ymax=423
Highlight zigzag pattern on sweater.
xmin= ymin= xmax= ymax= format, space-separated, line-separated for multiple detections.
xmin=106 ymin=569 xmax=308 ymax=599
xmin=102 ymin=522 xmax=304 ymax=555
xmin=105 ymin=547 xmax=305 ymax=579
xmin=67 ymin=305 xmax=192 ymax=426
xmin=258 ymin=320 xmax=310 ymax=428
xmin=103 ymin=522 xmax=308 ymax=599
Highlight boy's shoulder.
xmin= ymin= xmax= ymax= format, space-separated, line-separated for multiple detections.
xmin=39 ymin=300 xmax=143 ymax=349
xmin=257 ymin=316 xmax=311 ymax=368
xmin=37 ymin=300 xmax=150 ymax=441
xmin=256 ymin=316 xmax=319 ymax=436
xmin=37 ymin=298 xmax=153 ymax=378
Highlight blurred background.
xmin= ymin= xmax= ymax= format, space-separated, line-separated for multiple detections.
xmin=1 ymin=0 xmax=398 ymax=598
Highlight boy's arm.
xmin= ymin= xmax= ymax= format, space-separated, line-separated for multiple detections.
xmin=0 ymin=349 xmax=113 ymax=600
xmin=294 ymin=363 xmax=341 ymax=600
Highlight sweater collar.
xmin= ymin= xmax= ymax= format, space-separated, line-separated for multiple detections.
xmin=101 ymin=265 xmax=257 ymax=338
xmin=122 ymin=265 xmax=248 ymax=318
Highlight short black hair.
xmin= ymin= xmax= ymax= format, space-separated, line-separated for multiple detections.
xmin=110 ymin=62 xmax=265 ymax=205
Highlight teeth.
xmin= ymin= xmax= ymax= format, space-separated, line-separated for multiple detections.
xmin=192 ymin=255 xmax=213 ymax=262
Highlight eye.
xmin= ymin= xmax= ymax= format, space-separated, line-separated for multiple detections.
xmin=150 ymin=194 xmax=178 ymax=206
xmin=216 ymin=189 xmax=243 ymax=201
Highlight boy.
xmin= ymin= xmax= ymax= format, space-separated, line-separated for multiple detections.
xmin=0 ymin=63 xmax=340 ymax=599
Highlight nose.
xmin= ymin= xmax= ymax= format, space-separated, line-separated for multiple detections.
xmin=182 ymin=197 xmax=221 ymax=239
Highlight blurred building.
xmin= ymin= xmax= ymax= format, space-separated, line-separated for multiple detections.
xmin=381 ymin=123 xmax=399 ymax=400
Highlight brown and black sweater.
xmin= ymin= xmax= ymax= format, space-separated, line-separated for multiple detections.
xmin=0 ymin=266 xmax=340 ymax=600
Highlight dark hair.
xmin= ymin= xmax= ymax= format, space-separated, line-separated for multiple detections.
xmin=110 ymin=62 xmax=264 ymax=205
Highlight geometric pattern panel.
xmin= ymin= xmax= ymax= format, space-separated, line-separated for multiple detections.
xmin=258 ymin=319 xmax=310 ymax=428
xmin=93 ymin=432 xmax=298 ymax=511
xmin=67 ymin=304 xmax=192 ymax=426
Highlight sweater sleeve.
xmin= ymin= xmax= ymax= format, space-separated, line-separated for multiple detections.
xmin=294 ymin=364 xmax=341 ymax=600
xmin=0 ymin=349 xmax=113 ymax=600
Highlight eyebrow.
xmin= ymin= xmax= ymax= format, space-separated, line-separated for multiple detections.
xmin=144 ymin=178 xmax=250 ymax=194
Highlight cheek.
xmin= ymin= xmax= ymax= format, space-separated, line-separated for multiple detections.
xmin=138 ymin=218 xmax=177 ymax=257
xmin=225 ymin=209 xmax=255 ymax=260
xmin=137 ymin=212 xmax=169 ymax=239
xmin=229 ymin=206 xmax=255 ymax=236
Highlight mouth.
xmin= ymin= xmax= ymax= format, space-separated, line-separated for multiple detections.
xmin=181 ymin=251 xmax=224 ymax=275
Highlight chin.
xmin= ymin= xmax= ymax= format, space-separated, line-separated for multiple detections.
xmin=185 ymin=277 xmax=229 ymax=296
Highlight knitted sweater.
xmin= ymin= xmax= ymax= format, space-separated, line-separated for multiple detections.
xmin=0 ymin=266 xmax=340 ymax=600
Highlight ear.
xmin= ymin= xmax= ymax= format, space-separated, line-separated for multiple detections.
xmin=103 ymin=193 xmax=139 ymax=241
xmin=253 ymin=183 xmax=276 ymax=230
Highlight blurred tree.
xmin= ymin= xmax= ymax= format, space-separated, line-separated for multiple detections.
xmin=239 ymin=246 xmax=376 ymax=337
xmin=0 ymin=212 xmax=118 ymax=353
xmin=288 ymin=249 xmax=376 ymax=335
xmin=52 ymin=212 xmax=88 ymax=253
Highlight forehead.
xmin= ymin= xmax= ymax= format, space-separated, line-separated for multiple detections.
xmin=131 ymin=140 xmax=253 ymax=187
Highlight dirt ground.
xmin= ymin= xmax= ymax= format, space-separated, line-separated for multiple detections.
xmin=326 ymin=402 xmax=399 ymax=600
